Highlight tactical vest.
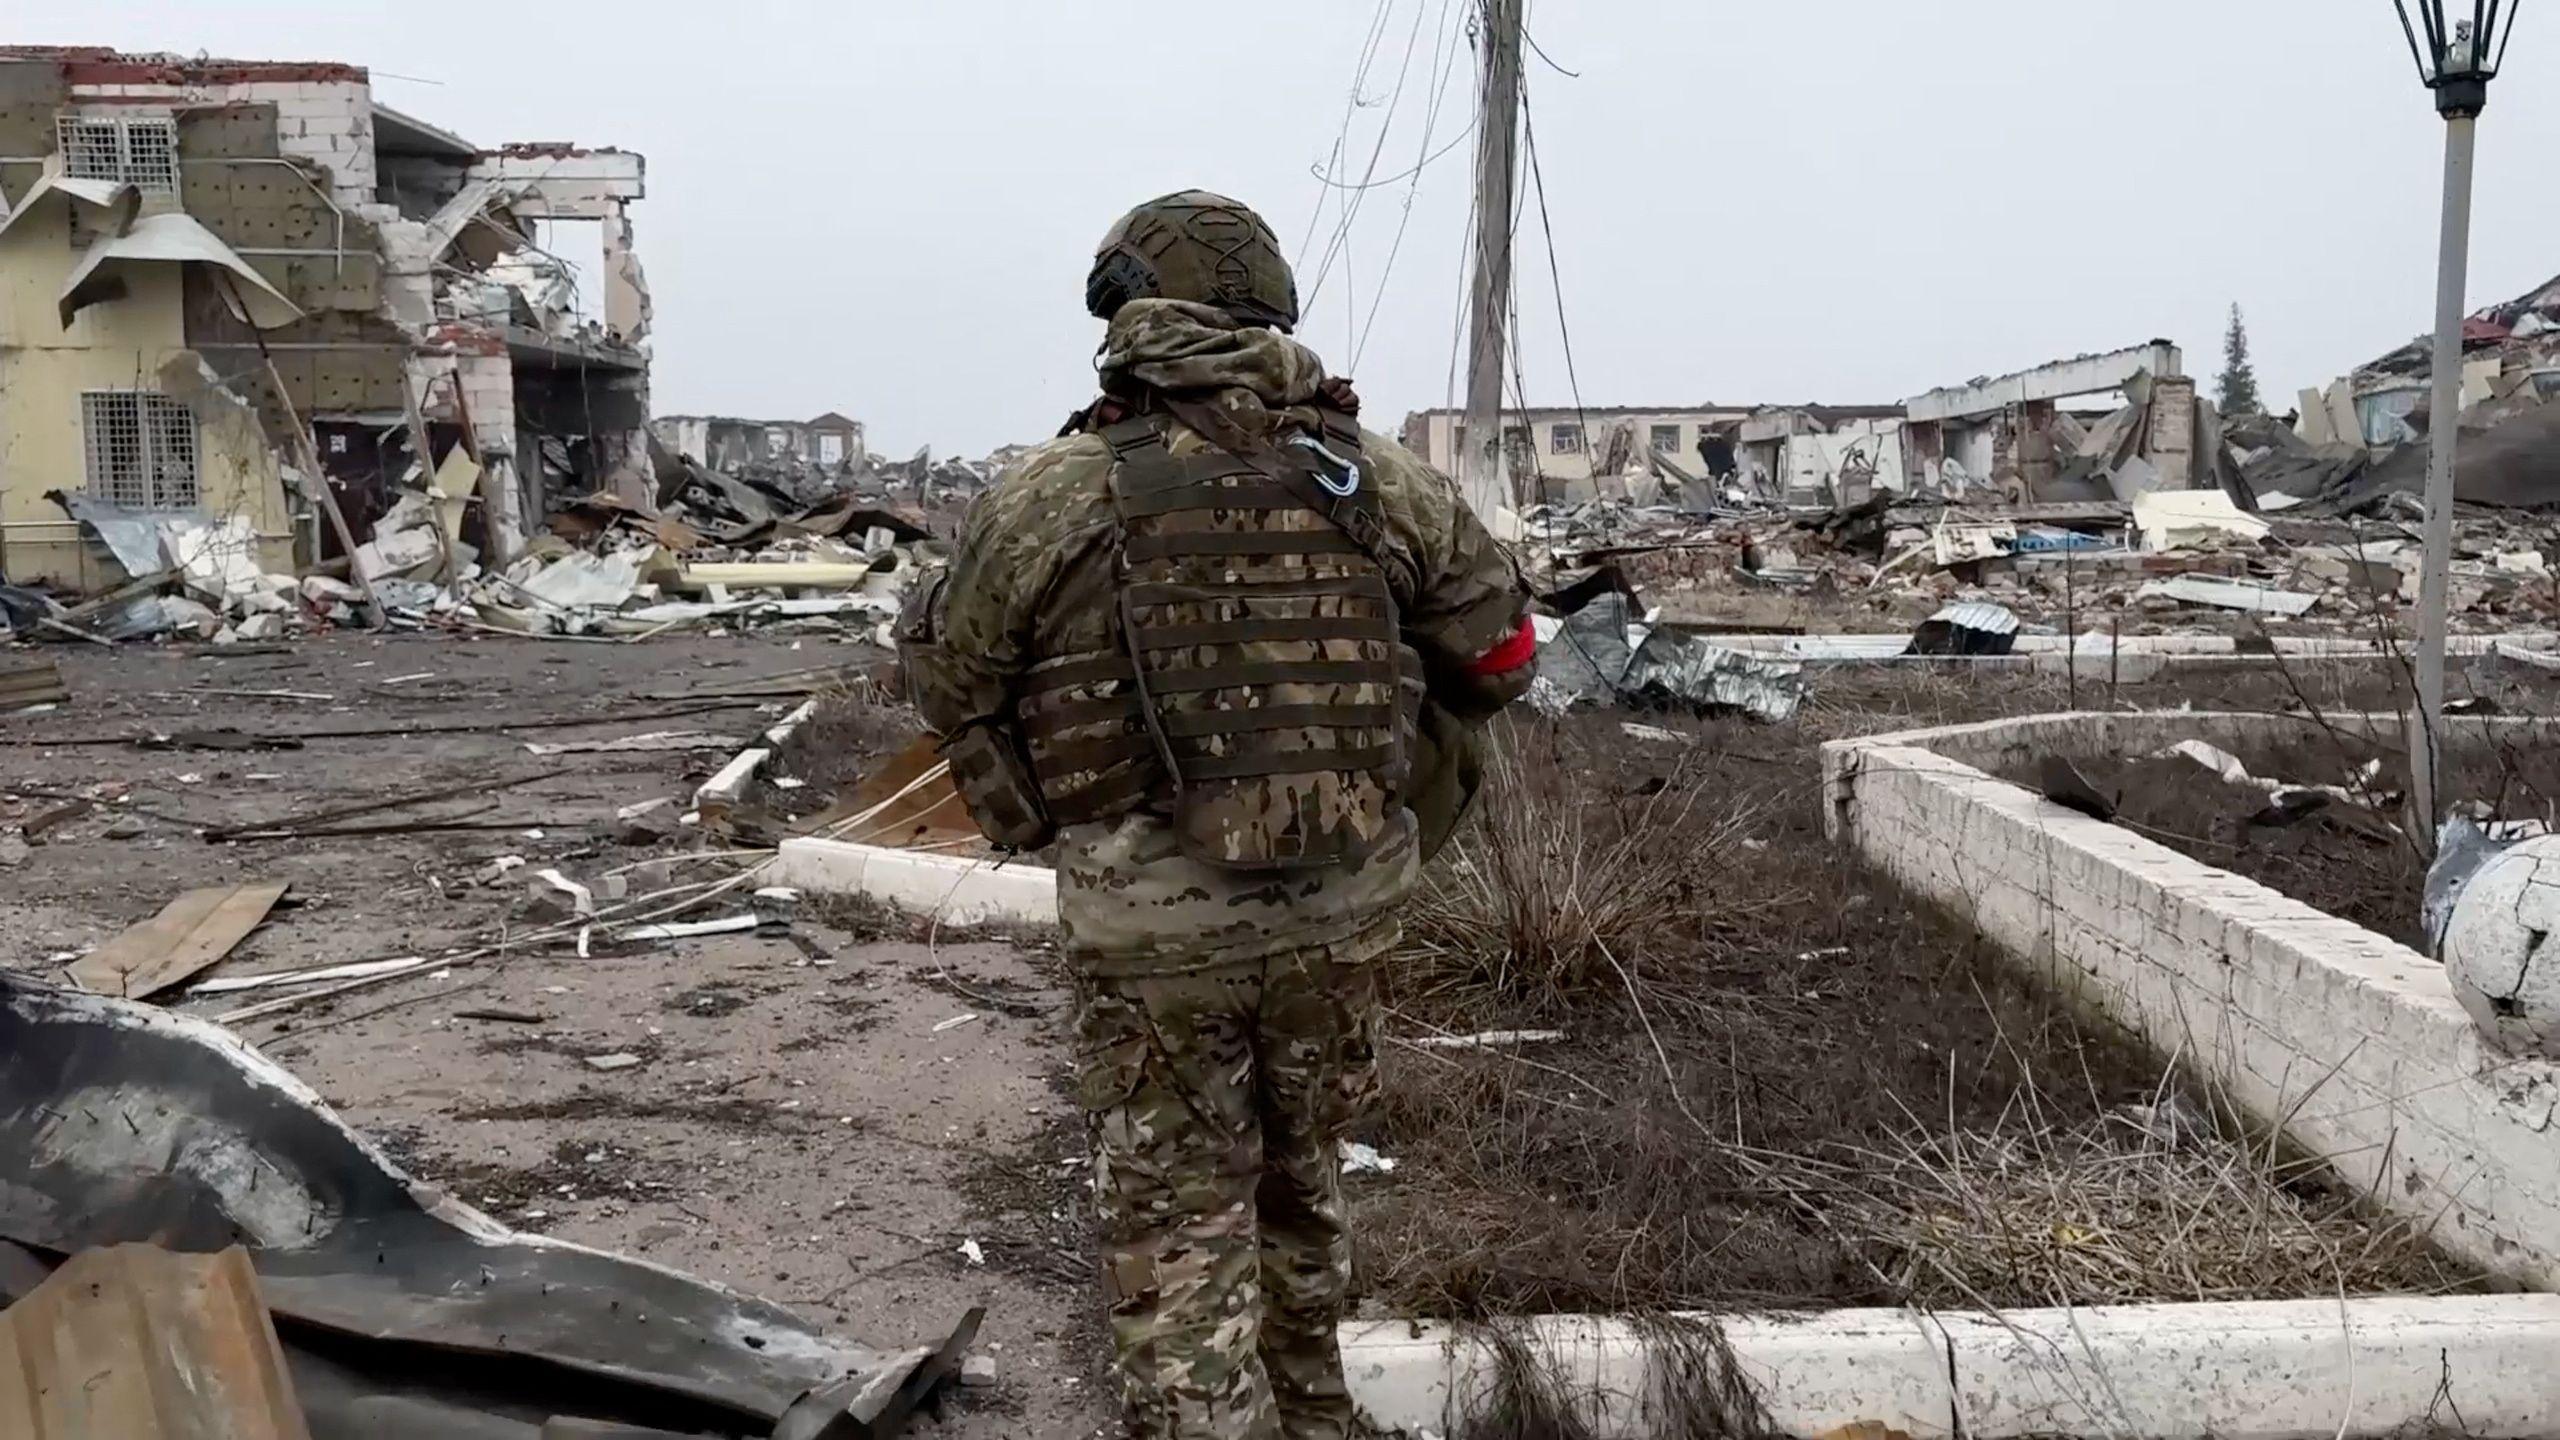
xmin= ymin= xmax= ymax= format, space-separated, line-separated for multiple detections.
xmin=1015 ymin=402 xmax=1422 ymax=870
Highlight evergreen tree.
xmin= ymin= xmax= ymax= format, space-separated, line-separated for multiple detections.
xmin=2218 ymin=303 xmax=2263 ymax=415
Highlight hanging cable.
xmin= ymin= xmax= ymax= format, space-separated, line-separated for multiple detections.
xmin=1350 ymin=0 xmax=1473 ymax=369
xmin=1302 ymin=0 xmax=1439 ymax=318
xmin=1293 ymin=0 xmax=1402 ymax=276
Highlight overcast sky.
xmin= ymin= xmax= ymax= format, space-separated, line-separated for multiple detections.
xmin=20 ymin=1 xmax=2559 ymax=457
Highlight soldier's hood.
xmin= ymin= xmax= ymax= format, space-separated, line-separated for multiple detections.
xmin=1097 ymin=298 xmax=1328 ymax=408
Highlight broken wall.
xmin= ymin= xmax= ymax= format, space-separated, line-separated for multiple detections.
xmin=0 ymin=197 xmax=292 ymax=588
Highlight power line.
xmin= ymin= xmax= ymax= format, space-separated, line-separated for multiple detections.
xmin=1351 ymin=0 xmax=1473 ymax=369
xmin=1523 ymin=25 xmax=1580 ymax=78
xmin=1302 ymin=0 xmax=1439 ymax=317
xmin=1521 ymin=90 xmax=1588 ymax=434
xmin=1294 ymin=0 xmax=1402 ymax=276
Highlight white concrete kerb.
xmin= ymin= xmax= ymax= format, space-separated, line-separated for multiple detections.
xmin=1339 ymin=1295 xmax=2560 ymax=1439
xmin=767 ymin=837 xmax=1055 ymax=928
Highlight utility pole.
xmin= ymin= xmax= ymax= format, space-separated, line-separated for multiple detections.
xmin=1456 ymin=0 xmax=1524 ymax=529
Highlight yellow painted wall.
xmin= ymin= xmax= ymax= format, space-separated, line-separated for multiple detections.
xmin=0 ymin=199 xmax=294 ymax=592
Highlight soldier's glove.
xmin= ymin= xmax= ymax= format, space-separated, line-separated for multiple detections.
xmin=940 ymin=720 xmax=1057 ymax=852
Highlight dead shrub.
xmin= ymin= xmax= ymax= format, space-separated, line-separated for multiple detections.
xmin=779 ymin=677 xmax=919 ymax=793
xmin=1399 ymin=714 xmax=1764 ymax=1010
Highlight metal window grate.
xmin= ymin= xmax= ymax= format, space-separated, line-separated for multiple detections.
xmin=56 ymin=117 xmax=122 ymax=181
xmin=54 ymin=115 xmax=179 ymax=193
xmin=82 ymin=392 xmax=200 ymax=510
xmin=120 ymin=119 xmax=178 ymax=193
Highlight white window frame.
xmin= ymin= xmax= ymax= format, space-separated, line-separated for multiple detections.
xmin=82 ymin=390 xmax=201 ymax=510
xmin=818 ymin=432 xmax=846 ymax=464
xmin=1550 ymin=422 xmax=1585 ymax=455
xmin=57 ymin=115 xmax=179 ymax=194
xmin=1649 ymin=424 xmax=1681 ymax=453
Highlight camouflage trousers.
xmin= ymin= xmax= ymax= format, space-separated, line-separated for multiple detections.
xmin=1073 ymin=923 xmax=1394 ymax=1440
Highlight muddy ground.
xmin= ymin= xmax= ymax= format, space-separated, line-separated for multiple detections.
xmin=0 ymin=635 xmax=2527 ymax=1436
xmin=0 ymin=631 xmax=1115 ymax=1439
xmin=2012 ymin=718 xmax=2560 ymax=950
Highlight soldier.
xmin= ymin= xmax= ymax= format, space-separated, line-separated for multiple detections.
xmin=901 ymin=190 xmax=1534 ymax=1440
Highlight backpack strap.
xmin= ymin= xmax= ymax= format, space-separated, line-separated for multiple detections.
xmin=1153 ymin=395 xmax=1388 ymax=563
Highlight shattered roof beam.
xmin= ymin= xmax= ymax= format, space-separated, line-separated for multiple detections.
xmin=461 ymin=151 xmax=645 ymax=220
xmin=1906 ymin=342 xmax=2185 ymax=423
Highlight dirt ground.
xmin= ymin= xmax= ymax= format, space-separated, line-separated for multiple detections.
xmin=2013 ymin=716 xmax=2560 ymax=950
xmin=1353 ymin=667 xmax=2494 ymax=1321
xmin=0 ymin=631 xmax=1115 ymax=1440
xmin=0 ymin=636 xmax=2522 ymax=1437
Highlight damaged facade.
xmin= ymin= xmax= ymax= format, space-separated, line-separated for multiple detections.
xmin=654 ymin=412 xmax=867 ymax=475
xmin=0 ymin=47 xmax=652 ymax=598
xmin=1401 ymin=404 xmax=1756 ymax=503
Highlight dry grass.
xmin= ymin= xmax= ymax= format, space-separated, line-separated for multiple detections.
xmin=1400 ymin=713 xmax=1773 ymax=1011
xmin=1831 ymin=1078 xmax=2476 ymax=1309
xmin=777 ymin=676 xmax=920 ymax=794
xmin=1356 ymin=690 xmax=2486 ymax=1324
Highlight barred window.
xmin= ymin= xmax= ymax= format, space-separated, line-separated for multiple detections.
xmin=56 ymin=115 xmax=179 ymax=193
xmin=1651 ymin=424 xmax=1681 ymax=453
xmin=82 ymin=392 xmax=200 ymax=509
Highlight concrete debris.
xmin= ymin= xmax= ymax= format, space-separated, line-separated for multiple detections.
xmin=2134 ymin=574 xmax=2321 ymax=617
xmin=1339 ymin=1141 xmax=1400 ymax=1175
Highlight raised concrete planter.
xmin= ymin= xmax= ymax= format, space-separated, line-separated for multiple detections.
xmin=1823 ymin=711 xmax=2560 ymax=1289
xmin=767 ymin=837 xmax=1055 ymax=927
xmin=1342 ymin=1294 xmax=2560 ymax=1439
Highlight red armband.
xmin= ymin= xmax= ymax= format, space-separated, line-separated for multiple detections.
xmin=1467 ymin=615 xmax=1538 ymax=677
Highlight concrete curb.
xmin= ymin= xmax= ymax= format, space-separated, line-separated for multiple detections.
xmin=1344 ymin=1295 xmax=2560 ymax=1438
xmin=768 ymin=838 xmax=1056 ymax=927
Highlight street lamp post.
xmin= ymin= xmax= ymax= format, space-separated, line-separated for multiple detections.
xmin=2391 ymin=0 xmax=2521 ymax=839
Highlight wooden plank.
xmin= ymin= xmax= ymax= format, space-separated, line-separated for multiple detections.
xmin=0 ymin=1244 xmax=311 ymax=1440
xmin=67 ymin=882 xmax=289 ymax=1000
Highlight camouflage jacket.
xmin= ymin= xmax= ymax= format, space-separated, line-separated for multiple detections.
xmin=906 ymin=299 xmax=1527 ymax=974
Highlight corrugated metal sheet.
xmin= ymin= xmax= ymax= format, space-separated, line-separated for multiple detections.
xmin=1928 ymin=601 xmax=2023 ymax=637
xmin=0 ymin=1244 xmax=311 ymax=1440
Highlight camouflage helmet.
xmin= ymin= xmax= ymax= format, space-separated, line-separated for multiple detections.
xmin=1085 ymin=190 xmax=1299 ymax=332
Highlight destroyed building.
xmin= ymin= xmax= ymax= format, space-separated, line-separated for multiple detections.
xmin=1401 ymin=404 xmax=1757 ymax=503
xmin=654 ymin=412 xmax=868 ymax=475
xmin=2268 ymin=269 xmax=2560 ymax=513
xmin=0 ymin=46 xmax=651 ymax=596
xmin=1902 ymin=342 xmax=2204 ymax=504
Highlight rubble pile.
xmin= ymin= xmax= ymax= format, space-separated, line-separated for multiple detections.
xmin=2254 ymin=269 xmax=2560 ymax=515
xmin=0 ymin=423 xmax=1042 ymax=646
xmin=1519 ymin=479 xmax=2554 ymax=642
